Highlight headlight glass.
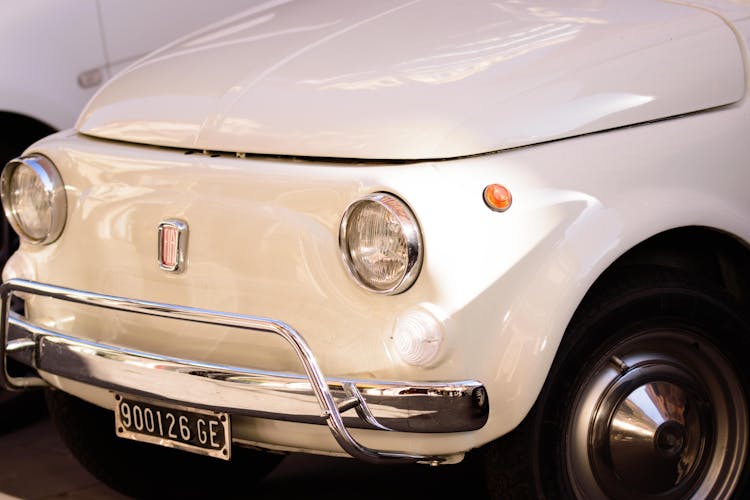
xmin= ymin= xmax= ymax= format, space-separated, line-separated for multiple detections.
xmin=339 ymin=193 xmax=422 ymax=294
xmin=10 ymin=164 xmax=50 ymax=240
xmin=1 ymin=155 xmax=67 ymax=245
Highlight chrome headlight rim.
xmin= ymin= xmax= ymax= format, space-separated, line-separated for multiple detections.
xmin=339 ymin=192 xmax=423 ymax=295
xmin=1 ymin=154 xmax=67 ymax=245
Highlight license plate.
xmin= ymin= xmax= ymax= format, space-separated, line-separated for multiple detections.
xmin=114 ymin=394 xmax=231 ymax=460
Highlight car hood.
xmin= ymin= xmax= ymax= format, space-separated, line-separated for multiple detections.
xmin=76 ymin=0 xmax=745 ymax=160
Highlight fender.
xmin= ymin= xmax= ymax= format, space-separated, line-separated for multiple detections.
xmin=0 ymin=0 xmax=105 ymax=132
xmin=413 ymin=100 xmax=750 ymax=446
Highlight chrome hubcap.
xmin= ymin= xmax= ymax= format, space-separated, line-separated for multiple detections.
xmin=594 ymin=372 xmax=707 ymax=495
xmin=567 ymin=331 xmax=747 ymax=499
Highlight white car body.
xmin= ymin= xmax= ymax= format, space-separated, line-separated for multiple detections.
xmin=2 ymin=0 xmax=750 ymax=498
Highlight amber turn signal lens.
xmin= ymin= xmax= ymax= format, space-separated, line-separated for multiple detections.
xmin=483 ymin=184 xmax=512 ymax=212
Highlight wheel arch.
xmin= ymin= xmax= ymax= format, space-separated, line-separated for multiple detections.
xmin=575 ymin=225 xmax=750 ymax=320
xmin=504 ymin=224 xmax=750 ymax=440
xmin=483 ymin=225 xmax=750 ymax=499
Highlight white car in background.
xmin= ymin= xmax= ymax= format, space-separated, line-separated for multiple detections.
xmin=0 ymin=0 xmax=252 ymax=428
xmin=2 ymin=1 xmax=750 ymax=498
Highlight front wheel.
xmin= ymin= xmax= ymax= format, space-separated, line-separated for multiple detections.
xmin=483 ymin=270 xmax=749 ymax=499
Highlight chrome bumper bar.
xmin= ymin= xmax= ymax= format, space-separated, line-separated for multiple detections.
xmin=0 ymin=279 xmax=488 ymax=464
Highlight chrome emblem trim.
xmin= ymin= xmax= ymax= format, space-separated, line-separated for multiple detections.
xmin=158 ymin=220 xmax=188 ymax=273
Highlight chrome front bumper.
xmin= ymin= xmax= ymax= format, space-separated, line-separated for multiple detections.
xmin=0 ymin=279 xmax=488 ymax=464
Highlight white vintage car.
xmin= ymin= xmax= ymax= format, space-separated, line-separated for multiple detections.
xmin=1 ymin=0 xmax=749 ymax=498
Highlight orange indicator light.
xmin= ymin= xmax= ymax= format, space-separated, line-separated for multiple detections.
xmin=483 ymin=184 xmax=513 ymax=212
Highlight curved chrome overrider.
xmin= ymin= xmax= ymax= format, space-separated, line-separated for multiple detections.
xmin=0 ymin=279 xmax=488 ymax=464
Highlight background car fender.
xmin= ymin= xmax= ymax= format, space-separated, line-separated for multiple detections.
xmin=0 ymin=0 xmax=105 ymax=133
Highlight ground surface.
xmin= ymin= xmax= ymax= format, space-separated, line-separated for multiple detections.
xmin=0 ymin=406 xmax=489 ymax=499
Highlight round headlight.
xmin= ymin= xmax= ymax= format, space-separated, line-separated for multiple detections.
xmin=339 ymin=193 xmax=423 ymax=294
xmin=1 ymin=155 xmax=67 ymax=245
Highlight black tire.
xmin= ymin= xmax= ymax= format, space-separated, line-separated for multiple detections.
xmin=483 ymin=268 xmax=750 ymax=499
xmin=46 ymin=390 xmax=284 ymax=499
